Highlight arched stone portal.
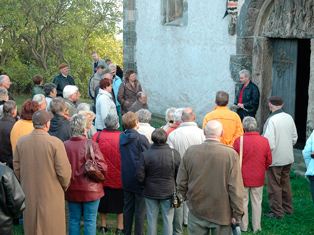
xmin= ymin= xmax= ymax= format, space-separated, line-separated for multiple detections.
xmin=231 ymin=0 xmax=314 ymax=139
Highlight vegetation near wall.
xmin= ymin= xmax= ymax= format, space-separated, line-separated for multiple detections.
xmin=0 ymin=0 xmax=123 ymax=97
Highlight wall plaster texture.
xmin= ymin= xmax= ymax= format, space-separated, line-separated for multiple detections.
xmin=134 ymin=1 xmax=244 ymax=125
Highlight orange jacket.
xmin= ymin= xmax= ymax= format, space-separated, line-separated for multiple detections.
xmin=202 ymin=106 xmax=243 ymax=146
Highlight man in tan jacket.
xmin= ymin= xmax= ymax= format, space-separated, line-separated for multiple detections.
xmin=177 ymin=120 xmax=244 ymax=234
xmin=13 ymin=110 xmax=72 ymax=235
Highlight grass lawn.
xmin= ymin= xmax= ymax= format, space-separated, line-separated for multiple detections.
xmin=11 ymin=94 xmax=314 ymax=234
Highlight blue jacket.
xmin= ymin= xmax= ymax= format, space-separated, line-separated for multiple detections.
xmin=119 ymin=129 xmax=151 ymax=193
xmin=302 ymin=131 xmax=314 ymax=180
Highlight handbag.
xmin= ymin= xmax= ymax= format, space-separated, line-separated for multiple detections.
xmin=84 ymin=139 xmax=105 ymax=183
xmin=170 ymin=150 xmax=183 ymax=208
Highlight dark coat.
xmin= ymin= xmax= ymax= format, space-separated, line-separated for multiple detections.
xmin=235 ymin=81 xmax=260 ymax=119
xmin=32 ymin=84 xmax=45 ymax=98
xmin=136 ymin=144 xmax=181 ymax=200
xmin=53 ymin=73 xmax=75 ymax=97
xmin=48 ymin=114 xmax=72 ymax=142
xmin=117 ymin=80 xmax=142 ymax=115
xmin=119 ymin=129 xmax=150 ymax=193
xmin=0 ymin=116 xmax=16 ymax=168
xmin=116 ymin=65 xmax=123 ymax=79
xmin=129 ymin=100 xmax=149 ymax=113
xmin=0 ymin=164 xmax=25 ymax=235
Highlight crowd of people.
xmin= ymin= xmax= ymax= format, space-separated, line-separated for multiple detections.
xmin=0 ymin=55 xmax=312 ymax=235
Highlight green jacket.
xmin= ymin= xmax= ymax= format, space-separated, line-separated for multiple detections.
xmin=32 ymin=84 xmax=45 ymax=98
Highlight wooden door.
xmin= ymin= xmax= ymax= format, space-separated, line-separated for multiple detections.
xmin=272 ymin=39 xmax=298 ymax=119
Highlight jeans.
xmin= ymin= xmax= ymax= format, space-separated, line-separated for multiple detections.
xmin=123 ymin=190 xmax=146 ymax=235
xmin=309 ymin=176 xmax=314 ymax=204
xmin=145 ymin=198 xmax=174 ymax=235
xmin=67 ymin=199 xmax=100 ymax=235
xmin=173 ymin=206 xmax=183 ymax=235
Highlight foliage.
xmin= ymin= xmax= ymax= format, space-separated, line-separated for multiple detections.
xmin=0 ymin=0 xmax=123 ymax=98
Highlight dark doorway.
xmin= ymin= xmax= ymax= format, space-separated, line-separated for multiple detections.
xmin=294 ymin=39 xmax=311 ymax=149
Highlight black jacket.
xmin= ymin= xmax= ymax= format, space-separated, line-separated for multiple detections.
xmin=0 ymin=116 xmax=16 ymax=169
xmin=0 ymin=164 xmax=25 ymax=235
xmin=235 ymin=81 xmax=260 ymax=119
xmin=53 ymin=73 xmax=75 ymax=97
xmin=136 ymin=144 xmax=181 ymax=200
xmin=48 ymin=114 xmax=72 ymax=142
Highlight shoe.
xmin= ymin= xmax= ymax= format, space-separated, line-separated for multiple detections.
xmin=99 ymin=226 xmax=108 ymax=233
xmin=183 ymin=224 xmax=187 ymax=227
xmin=264 ymin=213 xmax=284 ymax=219
xmin=115 ymin=228 xmax=123 ymax=234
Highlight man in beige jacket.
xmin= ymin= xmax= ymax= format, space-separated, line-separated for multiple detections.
xmin=177 ymin=120 xmax=244 ymax=234
xmin=13 ymin=110 xmax=72 ymax=235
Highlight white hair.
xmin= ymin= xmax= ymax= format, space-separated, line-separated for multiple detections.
xmin=0 ymin=75 xmax=8 ymax=85
xmin=77 ymin=103 xmax=91 ymax=112
xmin=109 ymin=63 xmax=117 ymax=69
xmin=63 ymin=85 xmax=78 ymax=99
xmin=33 ymin=94 xmax=46 ymax=105
xmin=173 ymin=108 xmax=184 ymax=123
xmin=204 ymin=120 xmax=223 ymax=137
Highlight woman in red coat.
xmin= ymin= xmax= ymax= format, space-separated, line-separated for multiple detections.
xmin=92 ymin=113 xmax=124 ymax=234
xmin=64 ymin=114 xmax=107 ymax=235
xmin=233 ymin=117 xmax=272 ymax=233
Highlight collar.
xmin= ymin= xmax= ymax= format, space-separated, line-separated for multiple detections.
xmin=212 ymin=106 xmax=229 ymax=111
xmin=1 ymin=115 xmax=15 ymax=122
xmin=205 ymin=137 xmax=220 ymax=142
xmin=269 ymin=109 xmax=283 ymax=118
xmin=69 ymin=136 xmax=87 ymax=141
xmin=178 ymin=122 xmax=199 ymax=128
xmin=243 ymin=132 xmax=260 ymax=136
xmin=150 ymin=143 xmax=171 ymax=149
xmin=102 ymin=128 xmax=121 ymax=132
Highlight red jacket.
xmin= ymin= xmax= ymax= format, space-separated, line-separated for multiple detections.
xmin=92 ymin=129 xmax=122 ymax=189
xmin=166 ymin=123 xmax=181 ymax=136
xmin=64 ymin=136 xmax=107 ymax=202
xmin=233 ymin=132 xmax=272 ymax=187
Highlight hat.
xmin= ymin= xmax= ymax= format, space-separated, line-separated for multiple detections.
xmin=32 ymin=110 xmax=54 ymax=125
xmin=59 ymin=63 xmax=68 ymax=69
xmin=269 ymin=96 xmax=284 ymax=106
xmin=100 ymin=68 xmax=114 ymax=76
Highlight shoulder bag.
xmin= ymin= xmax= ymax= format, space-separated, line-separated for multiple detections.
xmin=84 ymin=139 xmax=105 ymax=183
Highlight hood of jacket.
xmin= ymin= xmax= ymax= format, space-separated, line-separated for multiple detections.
xmin=119 ymin=129 xmax=139 ymax=146
xmin=49 ymin=114 xmax=69 ymax=132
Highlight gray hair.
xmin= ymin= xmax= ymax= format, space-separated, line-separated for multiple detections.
xmin=0 ymin=87 xmax=8 ymax=101
xmin=63 ymin=85 xmax=78 ymax=99
xmin=109 ymin=63 xmax=117 ymax=69
xmin=136 ymin=109 xmax=151 ymax=123
xmin=33 ymin=94 xmax=46 ymax=106
xmin=242 ymin=116 xmax=257 ymax=132
xmin=3 ymin=100 xmax=17 ymax=116
xmin=136 ymin=91 xmax=144 ymax=100
xmin=173 ymin=108 xmax=184 ymax=123
xmin=0 ymin=75 xmax=8 ymax=85
xmin=50 ymin=97 xmax=66 ymax=115
xmin=239 ymin=69 xmax=251 ymax=78
xmin=70 ymin=114 xmax=87 ymax=137
xmin=33 ymin=123 xmax=46 ymax=129
xmin=204 ymin=120 xmax=223 ymax=137
xmin=77 ymin=103 xmax=91 ymax=112
xmin=182 ymin=108 xmax=195 ymax=122
xmin=43 ymin=83 xmax=57 ymax=96
xmin=104 ymin=113 xmax=119 ymax=129
xmin=165 ymin=107 xmax=176 ymax=122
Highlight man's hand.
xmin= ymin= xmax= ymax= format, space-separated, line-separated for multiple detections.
xmin=236 ymin=103 xmax=244 ymax=109
xmin=230 ymin=217 xmax=236 ymax=225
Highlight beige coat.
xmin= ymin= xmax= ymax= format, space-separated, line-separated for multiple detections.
xmin=13 ymin=129 xmax=72 ymax=235
xmin=177 ymin=139 xmax=244 ymax=225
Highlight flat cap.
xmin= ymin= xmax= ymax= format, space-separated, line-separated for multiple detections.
xmin=100 ymin=68 xmax=114 ymax=76
xmin=32 ymin=110 xmax=54 ymax=125
xmin=59 ymin=63 xmax=68 ymax=69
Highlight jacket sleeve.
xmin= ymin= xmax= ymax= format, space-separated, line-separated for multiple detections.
xmin=174 ymin=151 xmax=181 ymax=179
xmin=99 ymin=96 xmax=110 ymax=125
xmin=292 ymin=122 xmax=298 ymax=145
xmin=13 ymin=144 xmax=20 ymax=180
xmin=117 ymin=83 xmax=126 ymax=106
xmin=243 ymin=84 xmax=260 ymax=109
xmin=263 ymin=120 xmax=276 ymax=151
xmin=140 ymin=135 xmax=151 ymax=151
xmin=90 ymin=77 xmax=96 ymax=98
xmin=202 ymin=115 xmax=209 ymax=129
xmin=54 ymin=140 xmax=72 ymax=191
xmin=135 ymin=154 xmax=146 ymax=185
xmin=233 ymin=117 xmax=244 ymax=145
xmin=265 ymin=140 xmax=273 ymax=170
xmin=92 ymin=141 xmax=108 ymax=179
xmin=3 ymin=169 xmax=25 ymax=218
xmin=233 ymin=137 xmax=240 ymax=154
xmin=303 ymin=132 xmax=314 ymax=168
xmin=228 ymin=152 xmax=245 ymax=222
xmin=176 ymin=152 xmax=189 ymax=199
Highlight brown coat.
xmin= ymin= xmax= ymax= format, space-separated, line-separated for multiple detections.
xmin=13 ymin=129 xmax=72 ymax=235
xmin=117 ymin=80 xmax=142 ymax=114
xmin=177 ymin=139 xmax=244 ymax=225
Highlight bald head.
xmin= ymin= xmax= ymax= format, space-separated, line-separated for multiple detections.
xmin=204 ymin=120 xmax=223 ymax=140
xmin=181 ymin=107 xmax=195 ymax=122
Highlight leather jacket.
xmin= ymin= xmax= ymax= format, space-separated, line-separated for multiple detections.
xmin=235 ymin=81 xmax=260 ymax=118
xmin=0 ymin=164 xmax=25 ymax=235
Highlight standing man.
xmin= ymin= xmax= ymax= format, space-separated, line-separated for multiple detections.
xmin=167 ymin=107 xmax=205 ymax=234
xmin=53 ymin=63 xmax=75 ymax=97
xmin=202 ymin=91 xmax=243 ymax=146
xmin=0 ymin=75 xmax=14 ymax=101
xmin=63 ymin=85 xmax=81 ymax=117
xmin=92 ymin=52 xmax=108 ymax=75
xmin=13 ymin=110 xmax=72 ymax=235
xmin=129 ymin=92 xmax=149 ymax=113
xmin=177 ymin=120 xmax=244 ymax=234
xmin=106 ymin=58 xmax=123 ymax=79
xmin=235 ymin=69 xmax=260 ymax=120
xmin=89 ymin=65 xmax=106 ymax=99
xmin=263 ymin=96 xmax=298 ymax=219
